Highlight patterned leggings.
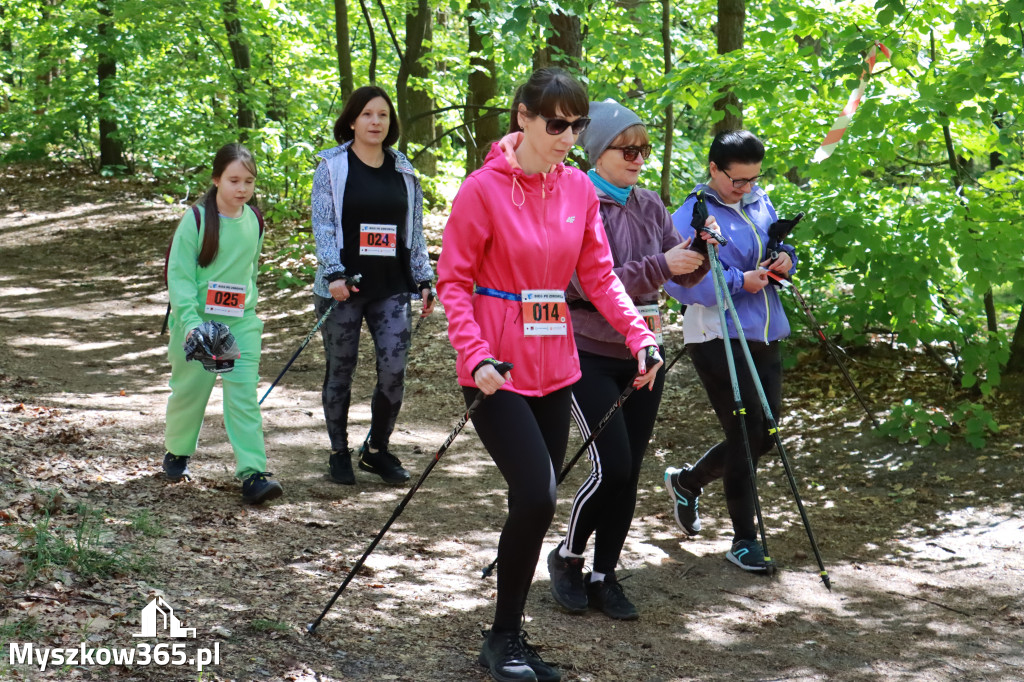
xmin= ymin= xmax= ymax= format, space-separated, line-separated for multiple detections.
xmin=314 ymin=292 xmax=412 ymax=453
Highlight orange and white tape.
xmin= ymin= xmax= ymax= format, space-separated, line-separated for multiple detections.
xmin=813 ymin=43 xmax=891 ymax=163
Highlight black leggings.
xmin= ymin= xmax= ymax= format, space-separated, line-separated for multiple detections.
xmin=564 ymin=351 xmax=665 ymax=575
xmin=463 ymin=386 xmax=572 ymax=633
xmin=686 ymin=339 xmax=782 ymax=543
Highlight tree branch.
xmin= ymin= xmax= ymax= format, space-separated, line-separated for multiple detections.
xmin=373 ymin=0 xmax=404 ymax=62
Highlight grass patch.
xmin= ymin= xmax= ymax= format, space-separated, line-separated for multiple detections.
xmin=251 ymin=619 xmax=291 ymax=633
xmin=3 ymin=494 xmax=152 ymax=585
xmin=128 ymin=510 xmax=164 ymax=538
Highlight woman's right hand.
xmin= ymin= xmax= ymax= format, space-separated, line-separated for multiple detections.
xmin=664 ymin=238 xmax=706 ymax=275
xmin=742 ymin=269 xmax=770 ymax=293
xmin=473 ymin=363 xmax=510 ymax=396
xmin=328 ymin=278 xmax=352 ymax=302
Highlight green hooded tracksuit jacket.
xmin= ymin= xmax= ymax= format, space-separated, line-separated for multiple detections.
xmin=164 ymin=205 xmax=266 ymax=478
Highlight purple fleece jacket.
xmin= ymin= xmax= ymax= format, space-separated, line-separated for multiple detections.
xmin=567 ymin=186 xmax=709 ymax=359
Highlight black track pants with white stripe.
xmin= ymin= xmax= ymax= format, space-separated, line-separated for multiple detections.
xmin=563 ymin=349 xmax=666 ymax=576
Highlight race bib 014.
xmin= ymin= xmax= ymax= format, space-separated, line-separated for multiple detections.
xmin=522 ymin=289 xmax=567 ymax=336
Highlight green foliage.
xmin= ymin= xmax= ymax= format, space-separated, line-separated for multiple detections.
xmin=880 ymin=397 xmax=999 ymax=448
xmin=0 ymin=0 xmax=1021 ymax=447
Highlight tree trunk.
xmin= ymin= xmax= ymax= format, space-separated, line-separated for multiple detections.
xmin=34 ymin=0 xmax=60 ymax=113
xmin=221 ymin=0 xmax=255 ymax=135
xmin=396 ymin=0 xmax=434 ymax=174
xmin=660 ymin=0 xmax=673 ymax=206
xmin=465 ymin=0 xmax=498 ymax=174
xmin=1007 ymin=304 xmax=1024 ymax=380
xmin=97 ymin=0 xmax=124 ymax=169
xmin=713 ymin=0 xmax=744 ymax=133
xmin=1 ymin=5 xmax=13 ymax=87
xmin=534 ymin=11 xmax=581 ymax=72
xmin=334 ymin=0 xmax=353 ymax=100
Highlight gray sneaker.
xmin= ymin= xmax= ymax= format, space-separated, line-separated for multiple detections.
xmin=664 ymin=466 xmax=701 ymax=536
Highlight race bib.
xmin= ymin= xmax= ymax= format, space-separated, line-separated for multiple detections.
xmin=522 ymin=289 xmax=567 ymax=336
xmin=205 ymin=281 xmax=246 ymax=317
xmin=635 ymin=303 xmax=664 ymax=344
xmin=359 ymin=223 xmax=398 ymax=256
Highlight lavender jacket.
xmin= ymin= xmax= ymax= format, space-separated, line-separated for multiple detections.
xmin=568 ymin=186 xmax=709 ymax=359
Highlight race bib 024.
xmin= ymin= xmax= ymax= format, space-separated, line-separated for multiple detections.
xmin=359 ymin=223 xmax=398 ymax=256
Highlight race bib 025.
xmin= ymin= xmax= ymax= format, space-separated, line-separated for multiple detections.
xmin=205 ymin=281 xmax=246 ymax=317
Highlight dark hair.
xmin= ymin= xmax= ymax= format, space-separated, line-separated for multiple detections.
xmin=508 ymin=68 xmax=589 ymax=134
xmin=708 ymin=129 xmax=765 ymax=170
xmin=333 ymin=85 xmax=400 ymax=147
xmin=198 ymin=143 xmax=257 ymax=268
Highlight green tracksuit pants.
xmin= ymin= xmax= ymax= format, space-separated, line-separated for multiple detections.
xmin=164 ymin=313 xmax=266 ymax=478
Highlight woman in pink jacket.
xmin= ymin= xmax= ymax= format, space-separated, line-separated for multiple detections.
xmin=437 ymin=68 xmax=663 ymax=682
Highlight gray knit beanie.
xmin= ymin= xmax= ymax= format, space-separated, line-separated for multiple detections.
xmin=578 ymin=100 xmax=644 ymax=165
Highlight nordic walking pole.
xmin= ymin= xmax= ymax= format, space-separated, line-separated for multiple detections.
xmin=764 ymin=214 xmax=880 ymax=428
xmin=258 ymin=274 xmax=362 ymax=406
xmin=307 ymin=362 xmax=513 ymax=635
xmin=692 ymin=192 xmax=775 ymax=576
xmin=697 ymin=196 xmax=830 ymax=590
xmin=766 ymin=272 xmax=880 ymax=429
xmin=480 ymin=344 xmax=684 ymax=579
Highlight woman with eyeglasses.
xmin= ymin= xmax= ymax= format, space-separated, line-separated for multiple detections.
xmin=437 ymin=71 xmax=663 ymax=682
xmin=662 ymin=129 xmax=797 ymax=574
xmin=546 ymin=100 xmax=711 ymax=622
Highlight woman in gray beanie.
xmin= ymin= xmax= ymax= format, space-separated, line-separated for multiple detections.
xmin=546 ymin=99 xmax=715 ymax=620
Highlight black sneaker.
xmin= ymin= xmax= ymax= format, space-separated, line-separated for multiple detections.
xmin=664 ymin=466 xmax=701 ymax=536
xmin=358 ymin=442 xmax=410 ymax=485
xmin=546 ymin=543 xmax=588 ymax=614
xmin=518 ymin=631 xmax=561 ymax=682
xmin=478 ymin=629 xmax=537 ymax=682
xmin=241 ymin=472 xmax=283 ymax=505
xmin=725 ymin=539 xmax=770 ymax=572
xmin=586 ymin=573 xmax=639 ymax=621
xmin=163 ymin=453 xmax=191 ymax=482
xmin=329 ymin=449 xmax=355 ymax=485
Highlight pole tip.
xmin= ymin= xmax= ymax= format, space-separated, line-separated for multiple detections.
xmin=306 ymin=623 xmax=318 ymax=636
xmin=821 ymin=572 xmax=832 ymax=591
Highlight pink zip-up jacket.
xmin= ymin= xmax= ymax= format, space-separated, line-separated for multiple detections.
xmin=437 ymin=133 xmax=657 ymax=397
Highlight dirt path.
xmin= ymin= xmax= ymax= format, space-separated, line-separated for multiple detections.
xmin=1 ymin=166 xmax=1022 ymax=681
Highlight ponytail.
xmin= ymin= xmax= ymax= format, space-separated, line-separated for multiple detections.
xmin=196 ymin=185 xmax=221 ymax=268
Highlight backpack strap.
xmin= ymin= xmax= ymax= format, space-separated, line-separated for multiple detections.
xmin=249 ymin=204 xmax=266 ymax=236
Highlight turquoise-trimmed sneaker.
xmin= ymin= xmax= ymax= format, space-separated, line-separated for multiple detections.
xmin=726 ymin=539 xmax=770 ymax=572
xmin=664 ymin=466 xmax=701 ymax=536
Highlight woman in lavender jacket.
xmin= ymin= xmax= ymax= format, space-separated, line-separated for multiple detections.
xmin=546 ymin=100 xmax=712 ymax=621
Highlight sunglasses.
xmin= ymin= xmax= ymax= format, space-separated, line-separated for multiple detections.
xmin=607 ymin=144 xmax=653 ymax=162
xmin=538 ymin=115 xmax=591 ymax=135
xmin=721 ymin=167 xmax=761 ymax=188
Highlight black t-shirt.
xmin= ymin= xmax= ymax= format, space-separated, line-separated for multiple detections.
xmin=341 ymin=149 xmax=410 ymax=300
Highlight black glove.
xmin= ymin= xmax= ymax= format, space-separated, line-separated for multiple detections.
xmin=183 ymin=321 xmax=241 ymax=373
xmin=689 ymin=191 xmax=726 ymax=253
xmin=638 ymin=345 xmax=664 ymax=374
xmin=767 ymin=212 xmax=804 ymax=259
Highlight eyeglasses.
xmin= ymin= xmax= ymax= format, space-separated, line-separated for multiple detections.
xmin=720 ymin=167 xmax=761 ymax=188
xmin=539 ymin=115 xmax=591 ymax=136
xmin=607 ymin=145 xmax=653 ymax=162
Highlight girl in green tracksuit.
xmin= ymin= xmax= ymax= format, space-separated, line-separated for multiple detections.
xmin=163 ymin=143 xmax=282 ymax=504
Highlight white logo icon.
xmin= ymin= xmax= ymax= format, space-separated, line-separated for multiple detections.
xmin=566 ymin=216 xmax=576 ymax=223
xmin=133 ymin=597 xmax=196 ymax=639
